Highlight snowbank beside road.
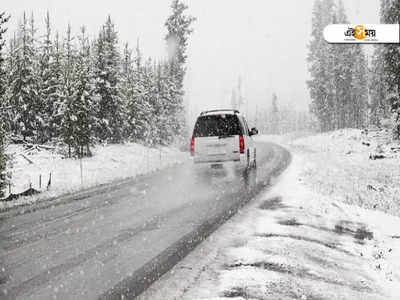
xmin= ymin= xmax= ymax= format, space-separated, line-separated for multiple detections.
xmin=290 ymin=128 xmax=400 ymax=217
xmin=1 ymin=143 xmax=187 ymax=210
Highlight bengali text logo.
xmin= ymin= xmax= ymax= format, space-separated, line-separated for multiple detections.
xmin=344 ymin=25 xmax=376 ymax=41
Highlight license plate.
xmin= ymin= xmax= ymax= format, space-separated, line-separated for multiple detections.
xmin=207 ymin=150 xmax=226 ymax=155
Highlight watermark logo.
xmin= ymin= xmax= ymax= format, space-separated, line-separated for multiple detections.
xmin=324 ymin=24 xmax=399 ymax=44
xmin=344 ymin=25 xmax=376 ymax=41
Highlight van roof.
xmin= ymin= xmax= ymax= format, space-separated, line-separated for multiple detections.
xmin=200 ymin=109 xmax=240 ymax=116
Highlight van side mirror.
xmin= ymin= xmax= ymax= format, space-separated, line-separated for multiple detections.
xmin=250 ymin=127 xmax=258 ymax=136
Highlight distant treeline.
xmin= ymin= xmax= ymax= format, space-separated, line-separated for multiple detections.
xmin=229 ymin=79 xmax=312 ymax=136
xmin=260 ymin=93 xmax=311 ymax=135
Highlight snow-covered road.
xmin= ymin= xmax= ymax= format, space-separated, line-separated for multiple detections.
xmin=139 ymin=134 xmax=400 ymax=300
xmin=0 ymin=141 xmax=290 ymax=300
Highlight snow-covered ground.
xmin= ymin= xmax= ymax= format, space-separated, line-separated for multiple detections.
xmin=290 ymin=128 xmax=400 ymax=217
xmin=1 ymin=143 xmax=187 ymax=210
xmin=138 ymin=130 xmax=400 ymax=299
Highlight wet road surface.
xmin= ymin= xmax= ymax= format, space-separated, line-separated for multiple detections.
xmin=0 ymin=141 xmax=290 ymax=299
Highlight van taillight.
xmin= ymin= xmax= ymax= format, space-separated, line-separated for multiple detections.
xmin=239 ymin=135 xmax=245 ymax=154
xmin=190 ymin=138 xmax=195 ymax=156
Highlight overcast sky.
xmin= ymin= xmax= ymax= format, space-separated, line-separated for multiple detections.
xmin=3 ymin=0 xmax=380 ymax=123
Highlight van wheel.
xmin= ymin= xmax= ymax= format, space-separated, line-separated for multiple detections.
xmin=242 ymin=151 xmax=250 ymax=178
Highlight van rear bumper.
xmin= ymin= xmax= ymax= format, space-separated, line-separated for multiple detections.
xmin=192 ymin=154 xmax=247 ymax=168
xmin=193 ymin=158 xmax=240 ymax=164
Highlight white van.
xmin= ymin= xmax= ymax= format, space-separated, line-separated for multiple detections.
xmin=190 ymin=109 xmax=258 ymax=170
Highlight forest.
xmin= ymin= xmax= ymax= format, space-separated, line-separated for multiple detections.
xmin=0 ymin=0 xmax=195 ymax=197
xmin=307 ymin=0 xmax=400 ymax=136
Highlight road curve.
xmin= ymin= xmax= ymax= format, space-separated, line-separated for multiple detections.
xmin=0 ymin=141 xmax=291 ymax=300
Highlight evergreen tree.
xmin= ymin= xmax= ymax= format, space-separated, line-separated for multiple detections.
xmin=369 ymin=44 xmax=389 ymax=127
xmin=160 ymin=62 xmax=178 ymax=144
xmin=11 ymin=12 xmax=41 ymax=141
xmin=120 ymin=42 xmax=133 ymax=140
xmin=0 ymin=12 xmax=10 ymax=198
xmin=145 ymin=59 xmax=159 ymax=146
xmin=160 ymin=60 xmax=183 ymax=142
xmin=72 ymin=27 xmax=96 ymax=157
xmin=29 ymin=13 xmax=44 ymax=142
xmin=380 ymin=0 xmax=400 ymax=138
xmin=94 ymin=16 xmax=124 ymax=143
xmin=47 ymin=32 xmax=65 ymax=139
xmin=61 ymin=24 xmax=77 ymax=157
xmin=0 ymin=12 xmax=9 ymax=104
xmin=164 ymin=0 xmax=195 ymax=138
xmin=236 ymin=77 xmax=245 ymax=111
xmin=165 ymin=0 xmax=195 ymax=90
xmin=154 ymin=61 xmax=179 ymax=145
xmin=230 ymin=89 xmax=238 ymax=109
xmin=4 ymin=33 xmax=18 ymax=133
xmin=307 ymin=0 xmax=336 ymax=131
xmin=0 ymin=118 xmax=7 ymax=198
xmin=229 ymin=77 xmax=244 ymax=111
xmin=332 ymin=0 xmax=354 ymax=129
xmin=125 ymin=42 xmax=151 ymax=143
xmin=350 ymin=45 xmax=368 ymax=128
xmin=271 ymin=93 xmax=279 ymax=134
xmin=38 ymin=11 xmax=55 ymax=142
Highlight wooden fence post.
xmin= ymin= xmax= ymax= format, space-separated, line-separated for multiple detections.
xmin=47 ymin=172 xmax=52 ymax=190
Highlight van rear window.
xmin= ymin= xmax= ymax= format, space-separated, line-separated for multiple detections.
xmin=193 ymin=114 xmax=242 ymax=137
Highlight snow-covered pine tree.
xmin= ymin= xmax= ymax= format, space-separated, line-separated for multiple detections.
xmin=230 ymin=89 xmax=238 ymax=110
xmin=120 ymin=42 xmax=132 ymax=140
xmin=0 ymin=11 xmax=10 ymax=198
xmin=125 ymin=41 xmax=151 ymax=143
xmin=29 ymin=13 xmax=45 ymax=142
xmin=271 ymin=93 xmax=279 ymax=134
xmin=307 ymin=0 xmax=336 ymax=131
xmin=332 ymin=0 xmax=354 ymax=129
xmin=121 ymin=43 xmax=132 ymax=77
xmin=38 ymin=11 xmax=55 ymax=142
xmin=94 ymin=16 xmax=124 ymax=143
xmin=4 ymin=33 xmax=18 ymax=134
xmin=141 ymin=57 xmax=159 ymax=146
xmin=0 ymin=119 xmax=6 ymax=198
xmin=236 ymin=77 xmax=245 ymax=111
xmin=380 ymin=0 xmax=400 ymax=139
xmin=11 ymin=12 xmax=41 ymax=141
xmin=164 ymin=0 xmax=195 ymax=139
xmin=0 ymin=12 xmax=9 ymax=105
xmin=161 ymin=61 xmax=182 ymax=142
xmin=159 ymin=62 xmax=174 ymax=145
xmin=369 ymin=44 xmax=389 ymax=127
xmin=148 ymin=61 xmax=163 ymax=145
xmin=154 ymin=61 xmax=177 ymax=145
xmin=47 ymin=32 xmax=65 ymax=139
xmin=73 ymin=26 xmax=96 ymax=157
xmin=165 ymin=0 xmax=195 ymax=90
xmin=350 ymin=45 xmax=368 ymax=128
xmin=61 ymin=24 xmax=77 ymax=157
